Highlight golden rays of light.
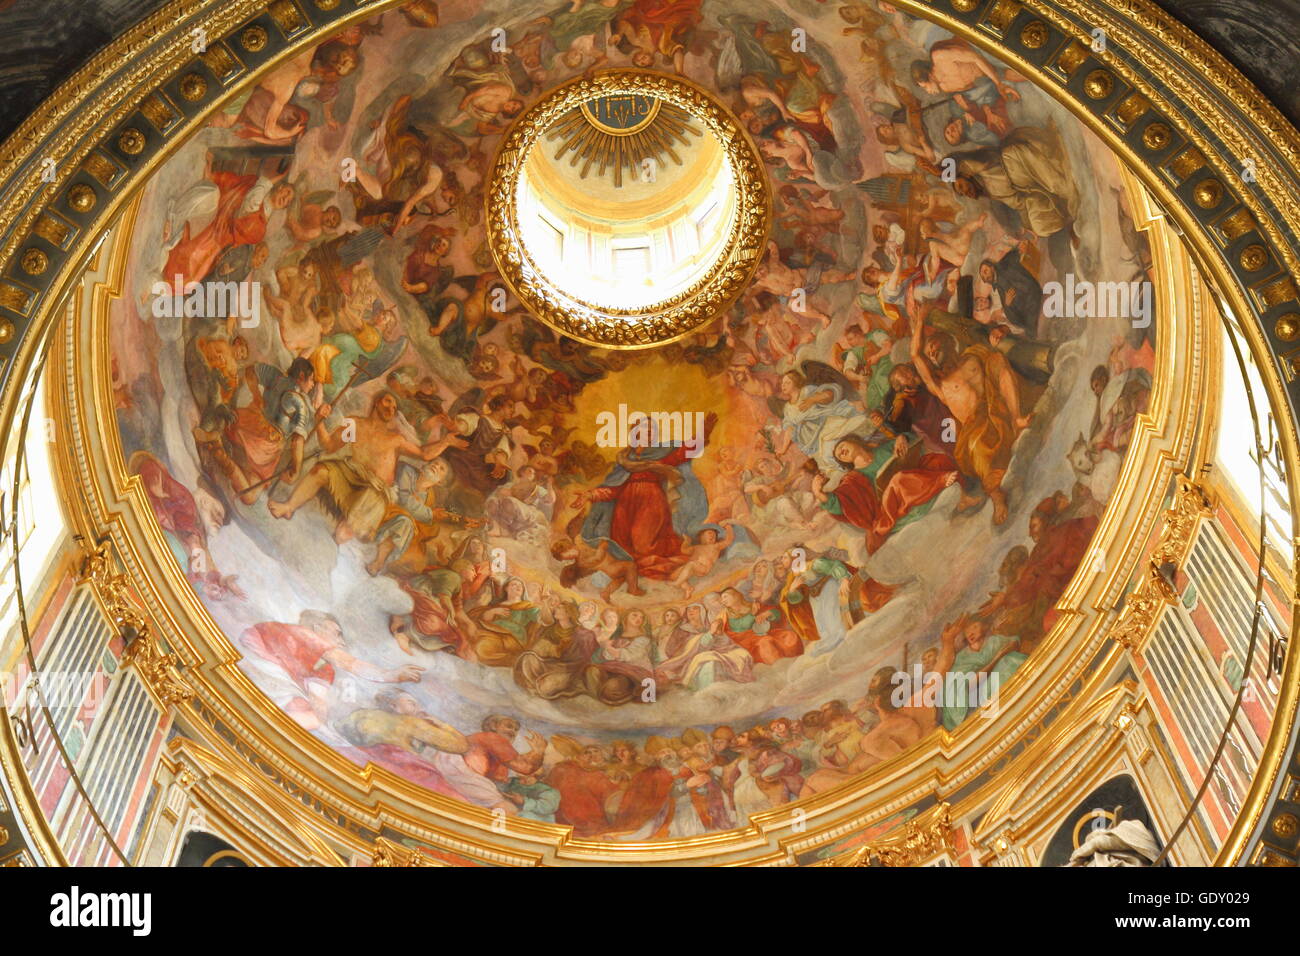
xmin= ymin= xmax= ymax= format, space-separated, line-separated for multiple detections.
xmin=563 ymin=355 xmax=738 ymax=491
xmin=546 ymin=97 xmax=701 ymax=187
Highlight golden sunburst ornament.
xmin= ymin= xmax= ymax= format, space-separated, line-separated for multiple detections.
xmin=547 ymin=94 xmax=699 ymax=187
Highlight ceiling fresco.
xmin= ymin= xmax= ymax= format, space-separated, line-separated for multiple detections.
xmin=107 ymin=0 xmax=1155 ymax=841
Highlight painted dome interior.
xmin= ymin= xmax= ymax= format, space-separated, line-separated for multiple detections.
xmin=102 ymin=0 xmax=1162 ymax=843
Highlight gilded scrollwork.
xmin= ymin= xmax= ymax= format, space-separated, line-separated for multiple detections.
xmin=79 ymin=537 xmax=193 ymax=708
xmin=121 ymin=631 xmax=195 ymax=708
xmin=371 ymin=838 xmax=435 ymax=868
xmin=1108 ymin=564 xmax=1176 ymax=651
xmin=78 ymin=537 xmax=151 ymax=639
xmin=835 ymin=804 xmax=954 ymax=867
xmin=1107 ymin=477 xmax=1212 ymax=650
xmin=1150 ymin=478 xmax=1214 ymax=568
xmin=0 ymin=0 xmax=1294 ymax=868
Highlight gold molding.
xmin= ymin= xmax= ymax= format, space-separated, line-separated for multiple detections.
xmin=122 ymin=632 xmax=196 ymax=710
xmin=77 ymin=536 xmax=152 ymax=643
xmin=162 ymin=740 xmax=349 ymax=867
xmin=1 ymin=0 xmax=1297 ymax=865
xmin=485 ymin=69 xmax=770 ymax=349
xmin=1107 ymin=478 xmax=1213 ymax=651
xmin=58 ymin=177 xmax=1206 ymax=866
xmin=830 ymin=803 xmax=953 ymax=867
xmin=51 ymin=101 xmax=1206 ymax=871
xmin=76 ymin=451 xmax=195 ymax=714
xmin=371 ymin=837 xmax=439 ymax=868
xmin=891 ymin=0 xmax=1300 ymax=869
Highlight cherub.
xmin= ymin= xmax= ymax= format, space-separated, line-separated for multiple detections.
xmin=760 ymin=125 xmax=818 ymax=182
xmin=468 ymin=341 xmax=503 ymax=381
xmin=745 ymin=457 xmax=820 ymax=531
xmin=672 ymin=521 xmax=737 ymax=599
xmin=266 ymin=258 xmax=322 ymax=356
xmin=776 ymin=183 xmax=844 ymax=238
xmin=286 ymin=197 xmax=343 ymax=245
xmin=524 ymin=434 xmax=560 ymax=478
xmin=551 ymin=537 xmax=643 ymax=602
xmin=760 ymin=305 xmax=817 ymax=363
xmin=707 ymin=447 xmax=751 ymax=522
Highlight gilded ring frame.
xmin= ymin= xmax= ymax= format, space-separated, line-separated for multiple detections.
xmin=484 ymin=69 xmax=771 ymax=349
xmin=0 ymin=0 xmax=1298 ymax=866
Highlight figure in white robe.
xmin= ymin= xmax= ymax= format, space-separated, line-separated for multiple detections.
xmin=730 ymin=755 xmax=770 ymax=823
xmin=774 ymin=379 xmax=868 ymax=470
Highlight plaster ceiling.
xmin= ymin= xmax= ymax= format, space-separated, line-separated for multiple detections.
xmin=102 ymin=0 xmax=1158 ymax=842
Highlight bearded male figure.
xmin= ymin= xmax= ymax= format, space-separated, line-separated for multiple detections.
xmin=269 ymin=391 xmax=463 ymax=541
xmin=910 ymin=318 xmax=1031 ymax=524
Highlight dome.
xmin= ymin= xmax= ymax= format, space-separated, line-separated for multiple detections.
xmin=515 ymin=87 xmax=739 ymax=311
xmin=101 ymin=0 xmax=1158 ymax=844
xmin=2 ymin=0 xmax=1298 ymax=871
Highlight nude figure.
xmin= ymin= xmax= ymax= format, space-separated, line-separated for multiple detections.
xmin=552 ymin=538 xmax=643 ymax=601
xmin=761 ymin=125 xmax=818 ymax=182
xmin=672 ymin=521 xmax=736 ymax=599
xmin=752 ymin=241 xmax=832 ymax=328
xmin=801 ymin=685 xmax=923 ymax=796
xmin=452 ymin=83 xmax=525 ymax=133
xmin=287 ymin=202 xmax=342 ymax=245
xmin=267 ymin=260 xmax=322 ymax=356
xmin=910 ymin=315 xmax=1031 ymax=524
xmin=268 ymin=391 xmax=465 ymax=542
xmin=247 ymin=48 xmax=320 ymax=141
xmin=913 ymin=39 xmax=1021 ymax=102
xmin=707 ymin=447 xmax=751 ymax=522
xmin=923 ymin=211 xmax=987 ymax=270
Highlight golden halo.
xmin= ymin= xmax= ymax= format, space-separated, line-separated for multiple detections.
xmin=1072 ymin=809 xmax=1118 ymax=849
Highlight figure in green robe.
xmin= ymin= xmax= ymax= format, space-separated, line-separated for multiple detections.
xmin=936 ymin=617 xmax=1027 ymax=730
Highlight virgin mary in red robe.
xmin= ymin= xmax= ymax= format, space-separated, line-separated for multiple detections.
xmin=579 ymin=420 xmax=713 ymax=579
